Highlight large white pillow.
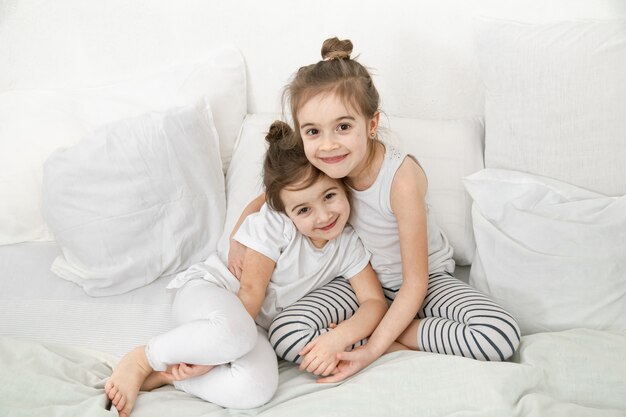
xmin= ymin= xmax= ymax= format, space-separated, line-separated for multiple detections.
xmin=0 ymin=46 xmax=245 ymax=245
xmin=218 ymin=114 xmax=484 ymax=266
xmin=42 ymin=100 xmax=225 ymax=296
xmin=464 ymin=168 xmax=626 ymax=335
xmin=474 ymin=18 xmax=626 ymax=196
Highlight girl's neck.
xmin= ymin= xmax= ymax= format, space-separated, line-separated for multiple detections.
xmin=345 ymin=141 xmax=384 ymax=191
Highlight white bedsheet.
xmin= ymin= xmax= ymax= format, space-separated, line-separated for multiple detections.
xmin=1 ymin=329 xmax=625 ymax=417
xmin=0 ymin=242 xmax=174 ymax=357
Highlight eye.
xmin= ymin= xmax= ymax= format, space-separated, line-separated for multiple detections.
xmin=304 ymin=128 xmax=319 ymax=136
xmin=337 ymin=123 xmax=350 ymax=132
xmin=324 ymin=192 xmax=337 ymax=201
xmin=297 ymin=207 xmax=311 ymax=216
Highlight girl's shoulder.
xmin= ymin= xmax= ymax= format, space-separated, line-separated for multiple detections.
xmin=390 ymin=153 xmax=428 ymax=202
xmin=241 ymin=204 xmax=295 ymax=243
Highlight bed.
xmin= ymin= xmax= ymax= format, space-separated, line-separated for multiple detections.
xmin=1 ymin=1 xmax=625 ymax=416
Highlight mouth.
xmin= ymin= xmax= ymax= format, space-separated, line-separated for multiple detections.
xmin=320 ymin=154 xmax=347 ymax=164
xmin=319 ymin=218 xmax=338 ymax=231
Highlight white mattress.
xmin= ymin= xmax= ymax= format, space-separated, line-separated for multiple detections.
xmin=0 ymin=242 xmax=175 ymax=358
xmin=0 ymin=242 xmax=471 ymax=359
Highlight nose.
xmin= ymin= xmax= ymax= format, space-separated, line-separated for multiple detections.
xmin=316 ymin=208 xmax=333 ymax=225
xmin=319 ymin=133 xmax=338 ymax=152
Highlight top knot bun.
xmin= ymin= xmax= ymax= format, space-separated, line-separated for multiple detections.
xmin=321 ymin=37 xmax=353 ymax=61
xmin=265 ymin=120 xmax=294 ymax=144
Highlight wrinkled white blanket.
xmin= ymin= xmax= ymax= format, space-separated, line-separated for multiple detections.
xmin=1 ymin=329 xmax=624 ymax=417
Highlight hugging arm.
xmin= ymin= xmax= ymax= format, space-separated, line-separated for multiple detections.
xmin=237 ymin=247 xmax=275 ymax=320
xmin=228 ymin=193 xmax=266 ymax=279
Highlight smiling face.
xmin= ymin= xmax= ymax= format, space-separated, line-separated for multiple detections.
xmin=280 ymin=175 xmax=350 ymax=248
xmin=297 ymin=91 xmax=379 ymax=182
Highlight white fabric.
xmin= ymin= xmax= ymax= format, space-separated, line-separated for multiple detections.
xmin=174 ymin=204 xmax=370 ymax=330
xmin=3 ymin=329 xmax=626 ymax=417
xmin=349 ymin=145 xmax=454 ymax=290
xmin=474 ymin=17 xmax=626 ymax=196
xmin=0 ymin=46 xmax=245 ymax=245
xmin=217 ymin=114 xmax=275 ymax=261
xmin=146 ymin=280 xmax=278 ymax=409
xmin=464 ymin=168 xmax=626 ymax=335
xmin=42 ymin=100 xmax=226 ymax=296
xmin=384 ymin=117 xmax=484 ymax=265
xmin=0 ymin=242 xmax=174 ymax=358
xmin=219 ymin=114 xmax=484 ymax=266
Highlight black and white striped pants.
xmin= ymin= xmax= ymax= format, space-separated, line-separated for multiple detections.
xmin=268 ymin=272 xmax=520 ymax=363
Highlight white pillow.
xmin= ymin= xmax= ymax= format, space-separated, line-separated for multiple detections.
xmin=474 ymin=18 xmax=626 ymax=196
xmin=464 ymin=168 xmax=626 ymax=335
xmin=217 ymin=114 xmax=277 ymax=261
xmin=386 ymin=117 xmax=484 ymax=265
xmin=42 ymin=100 xmax=225 ymax=296
xmin=218 ymin=114 xmax=484 ymax=267
xmin=0 ymin=45 xmax=245 ymax=245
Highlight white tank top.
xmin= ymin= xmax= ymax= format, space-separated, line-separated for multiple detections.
xmin=348 ymin=145 xmax=454 ymax=290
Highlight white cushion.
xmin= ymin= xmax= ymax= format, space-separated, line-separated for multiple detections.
xmin=464 ymin=168 xmax=626 ymax=335
xmin=386 ymin=117 xmax=484 ymax=265
xmin=42 ymin=100 xmax=225 ymax=296
xmin=218 ymin=114 xmax=484 ymax=266
xmin=474 ymin=18 xmax=626 ymax=196
xmin=0 ymin=46 xmax=245 ymax=245
xmin=217 ymin=114 xmax=277 ymax=261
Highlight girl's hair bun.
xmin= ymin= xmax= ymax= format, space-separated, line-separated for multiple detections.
xmin=265 ymin=120 xmax=294 ymax=144
xmin=321 ymin=37 xmax=353 ymax=61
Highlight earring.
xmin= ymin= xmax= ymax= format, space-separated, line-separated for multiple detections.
xmin=370 ymin=132 xmax=376 ymax=139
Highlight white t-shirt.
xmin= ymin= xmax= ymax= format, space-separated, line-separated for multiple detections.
xmin=168 ymin=204 xmax=371 ymax=329
xmin=348 ymin=145 xmax=454 ymax=291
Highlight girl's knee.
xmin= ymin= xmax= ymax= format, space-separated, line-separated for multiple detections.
xmin=470 ymin=322 xmax=521 ymax=361
xmin=268 ymin=318 xmax=318 ymax=362
xmin=239 ymin=373 xmax=279 ymax=408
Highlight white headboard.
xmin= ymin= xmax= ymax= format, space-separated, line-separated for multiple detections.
xmin=1 ymin=0 xmax=623 ymax=119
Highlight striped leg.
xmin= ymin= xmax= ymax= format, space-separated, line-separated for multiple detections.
xmin=411 ymin=272 xmax=521 ymax=361
xmin=268 ymin=277 xmax=366 ymax=364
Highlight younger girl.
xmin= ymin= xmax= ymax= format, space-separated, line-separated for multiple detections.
xmin=230 ymin=38 xmax=521 ymax=382
xmin=105 ymin=121 xmax=387 ymax=417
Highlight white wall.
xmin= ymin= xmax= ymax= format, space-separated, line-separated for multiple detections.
xmin=1 ymin=0 xmax=624 ymax=119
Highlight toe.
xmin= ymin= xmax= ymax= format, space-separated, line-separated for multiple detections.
xmin=107 ymin=385 xmax=118 ymax=401
xmin=117 ymin=396 xmax=126 ymax=412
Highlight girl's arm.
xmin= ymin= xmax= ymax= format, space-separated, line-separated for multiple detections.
xmin=318 ymin=158 xmax=429 ymax=382
xmin=237 ymin=247 xmax=275 ymax=319
xmin=228 ymin=193 xmax=265 ymax=278
xmin=298 ymin=263 xmax=388 ymax=377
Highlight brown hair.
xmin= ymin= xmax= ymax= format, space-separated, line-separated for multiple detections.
xmin=282 ymin=37 xmax=382 ymax=166
xmin=263 ymin=121 xmax=326 ymax=213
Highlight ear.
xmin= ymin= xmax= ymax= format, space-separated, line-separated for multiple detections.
xmin=369 ymin=112 xmax=380 ymax=137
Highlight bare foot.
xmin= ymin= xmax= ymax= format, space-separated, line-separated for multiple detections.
xmin=141 ymin=371 xmax=173 ymax=391
xmin=105 ymin=346 xmax=153 ymax=417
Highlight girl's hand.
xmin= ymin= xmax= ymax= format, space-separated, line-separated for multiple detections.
xmin=169 ymin=363 xmax=215 ymax=381
xmin=228 ymin=239 xmax=247 ymax=279
xmin=299 ymin=329 xmax=345 ymax=377
xmin=316 ymin=345 xmax=380 ymax=383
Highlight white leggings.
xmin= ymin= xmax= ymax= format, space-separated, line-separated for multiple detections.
xmin=145 ymin=279 xmax=278 ymax=409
